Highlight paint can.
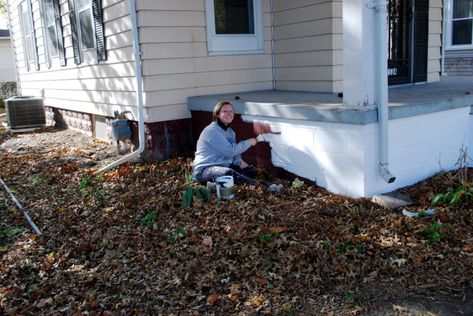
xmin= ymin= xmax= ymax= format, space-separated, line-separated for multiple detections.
xmin=215 ymin=176 xmax=234 ymax=200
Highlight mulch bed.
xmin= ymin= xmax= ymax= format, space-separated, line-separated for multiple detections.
xmin=0 ymin=127 xmax=472 ymax=315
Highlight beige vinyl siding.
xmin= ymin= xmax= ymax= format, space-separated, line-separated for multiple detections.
xmin=9 ymin=0 xmax=273 ymax=123
xmin=140 ymin=0 xmax=273 ymax=122
xmin=9 ymin=0 xmax=137 ymax=118
xmin=428 ymin=0 xmax=442 ymax=82
xmin=272 ymin=0 xmax=341 ymax=93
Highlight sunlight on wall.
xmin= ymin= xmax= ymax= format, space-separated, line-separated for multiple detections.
xmin=241 ymin=115 xmax=361 ymax=195
xmin=242 ymin=106 xmax=472 ymax=197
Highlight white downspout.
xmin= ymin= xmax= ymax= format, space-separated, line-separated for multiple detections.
xmin=95 ymin=0 xmax=145 ymax=174
xmin=373 ymin=0 xmax=396 ymax=183
xmin=270 ymin=0 xmax=276 ymax=90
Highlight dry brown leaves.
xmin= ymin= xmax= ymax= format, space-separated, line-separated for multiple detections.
xmin=0 ymin=129 xmax=472 ymax=315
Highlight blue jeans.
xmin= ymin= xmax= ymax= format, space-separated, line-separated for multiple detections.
xmin=196 ymin=165 xmax=257 ymax=185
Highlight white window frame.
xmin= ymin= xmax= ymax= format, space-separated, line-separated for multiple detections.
xmin=75 ymin=0 xmax=96 ymax=63
xmin=19 ymin=0 xmax=36 ymax=71
xmin=445 ymin=0 xmax=473 ymax=50
xmin=205 ymin=0 xmax=264 ymax=56
xmin=42 ymin=0 xmax=59 ymax=68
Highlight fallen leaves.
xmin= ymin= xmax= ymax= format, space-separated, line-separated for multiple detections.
xmin=0 ymin=128 xmax=472 ymax=315
xmin=207 ymin=292 xmax=220 ymax=305
xmin=248 ymin=295 xmax=265 ymax=308
xmin=36 ymin=297 xmax=53 ymax=308
xmin=202 ymin=236 xmax=213 ymax=248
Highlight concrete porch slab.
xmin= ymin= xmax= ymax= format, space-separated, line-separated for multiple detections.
xmin=188 ymin=76 xmax=473 ymax=124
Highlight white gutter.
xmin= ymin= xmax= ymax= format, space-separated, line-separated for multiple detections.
xmin=95 ymin=0 xmax=145 ymax=174
xmin=372 ymin=0 xmax=396 ymax=183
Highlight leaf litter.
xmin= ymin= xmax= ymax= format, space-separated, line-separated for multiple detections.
xmin=0 ymin=127 xmax=472 ymax=315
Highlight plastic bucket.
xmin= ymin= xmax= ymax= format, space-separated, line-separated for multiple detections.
xmin=215 ymin=176 xmax=234 ymax=200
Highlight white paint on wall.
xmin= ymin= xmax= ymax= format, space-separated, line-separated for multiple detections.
xmin=243 ymin=107 xmax=472 ymax=197
xmin=364 ymin=107 xmax=472 ymax=196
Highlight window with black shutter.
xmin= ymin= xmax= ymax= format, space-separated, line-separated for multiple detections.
xmin=92 ymin=0 xmax=106 ymax=61
xmin=68 ymin=0 xmax=106 ymax=64
xmin=42 ymin=0 xmax=66 ymax=67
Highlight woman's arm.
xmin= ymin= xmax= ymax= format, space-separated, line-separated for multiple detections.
xmin=205 ymin=126 xmax=256 ymax=158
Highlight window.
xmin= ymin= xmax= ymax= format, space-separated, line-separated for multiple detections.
xmin=18 ymin=0 xmax=39 ymax=71
xmin=446 ymin=0 xmax=473 ymax=49
xmin=205 ymin=0 xmax=264 ymax=55
xmin=68 ymin=0 xmax=106 ymax=64
xmin=77 ymin=0 xmax=94 ymax=50
xmin=42 ymin=0 xmax=66 ymax=67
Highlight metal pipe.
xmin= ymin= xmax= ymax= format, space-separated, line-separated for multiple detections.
xmin=95 ymin=0 xmax=145 ymax=174
xmin=374 ymin=0 xmax=396 ymax=183
xmin=0 ymin=177 xmax=42 ymax=236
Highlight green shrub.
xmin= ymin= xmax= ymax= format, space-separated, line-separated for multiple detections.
xmin=431 ymin=184 xmax=473 ymax=206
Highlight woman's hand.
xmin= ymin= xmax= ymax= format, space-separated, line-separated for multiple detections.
xmin=240 ymin=160 xmax=249 ymax=169
xmin=249 ymin=138 xmax=257 ymax=146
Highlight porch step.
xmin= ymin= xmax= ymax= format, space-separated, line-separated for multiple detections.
xmin=372 ymin=191 xmax=413 ymax=210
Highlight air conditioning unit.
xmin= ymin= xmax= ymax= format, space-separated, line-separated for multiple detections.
xmin=5 ymin=96 xmax=46 ymax=129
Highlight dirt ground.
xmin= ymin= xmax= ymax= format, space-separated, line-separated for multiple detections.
xmin=0 ymin=122 xmax=472 ymax=315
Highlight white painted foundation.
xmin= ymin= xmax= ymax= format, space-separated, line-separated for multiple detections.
xmin=243 ymin=107 xmax=473 ymax=197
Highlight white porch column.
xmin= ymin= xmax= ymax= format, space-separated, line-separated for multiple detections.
xmin=343 ymin=0 xmax=377 ymax=107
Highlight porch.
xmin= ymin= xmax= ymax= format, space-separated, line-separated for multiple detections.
xmin=188 ymin=76 xmax=473 ymax=197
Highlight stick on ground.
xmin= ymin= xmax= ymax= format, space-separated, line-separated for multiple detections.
xmin=0 ymin=177 xmax=42 ymax=236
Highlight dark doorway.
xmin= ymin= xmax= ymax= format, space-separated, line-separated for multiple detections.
xmin=387 ymin=0 xmax=429 ymax=85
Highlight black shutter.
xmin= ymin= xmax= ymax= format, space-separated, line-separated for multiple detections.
xmin=68 ymin=0 xmax=81 ymax=64
xmin=27 ymin=0 xmax=40 ymax=70
xmin=92 ymin=0 xmax=106 ymax=61
xmin=413 ymin=0 xmax=429 ymax=83
xmin=53 ymin=0 xmax=67 ymax=66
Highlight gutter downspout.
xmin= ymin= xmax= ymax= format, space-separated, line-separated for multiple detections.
xmin=441 ymin=0 xmax=447 ymax=75
xmin=373 ymin=0 xmax=396 ymax=183
xmin=270 ymin=0 xmax=276 ymax=90
xmin=95 ymin=0 xmax=145 ymax=174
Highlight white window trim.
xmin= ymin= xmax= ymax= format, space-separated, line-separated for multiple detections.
xmin=19 ymin=0 xmax=36 ymax=71
xmin=205 ymin=0 xmax=264 ymax=56
xmin=445 ymin=0 xmax=473 ymax=50
xmin=42 ymin=0 xmax=60 ymax=68
xmin=75 ymin=0 xmax=97 ymax=64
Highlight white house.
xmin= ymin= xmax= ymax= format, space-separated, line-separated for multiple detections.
xmin=5 ymin=0 xmax=473 ymax=197
xmin=0 ymin=29 xmax=16 ymax=83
